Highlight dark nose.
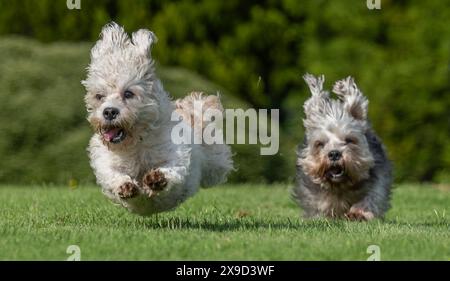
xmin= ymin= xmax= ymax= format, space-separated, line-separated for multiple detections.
xmin=103 ymin=107 xmax=119 ymax=120
xmin=328 ymin=150 xmax=342 ymax=161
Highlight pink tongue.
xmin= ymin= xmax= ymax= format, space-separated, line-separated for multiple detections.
xmin=103 ymin=128 xmax=121 ymax=142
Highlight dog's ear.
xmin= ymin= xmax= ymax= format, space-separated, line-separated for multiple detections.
xmin=332 ymin=76 xmax=368 ymax=121
xmin=91 ymin=22 xmax=130 ymax=60
xmin=303 ymin=73 xmax=327 ymax=98
xmin=302 ymin=73 xmax=330 ymax=124
xmin=131 ymin=29 xmax=158 ymax=58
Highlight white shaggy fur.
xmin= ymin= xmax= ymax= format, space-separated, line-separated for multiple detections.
xmin=82 ymin=23 xmax=233 ymax=215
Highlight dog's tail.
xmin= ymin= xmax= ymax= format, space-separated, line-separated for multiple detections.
xmin=175 ymin=92 xmax=224 ymax=135
xmin=175 ymin=92 xmax=233 ymax=187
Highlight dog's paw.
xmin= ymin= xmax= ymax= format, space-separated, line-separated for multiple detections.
xmin=142 ymin=169 xmax=168 ymax=197
xmin=116 ymin=182 xmax=139 ymax=199
xmin=345 ymin=207 xmax=375 ymax=221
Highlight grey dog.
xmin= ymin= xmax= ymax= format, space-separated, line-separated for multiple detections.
xmin=293 ymin=74 xmax=392 ymax=220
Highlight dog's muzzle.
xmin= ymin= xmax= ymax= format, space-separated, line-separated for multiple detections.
xmin=103 ymin=107 xmax=120 ymax=121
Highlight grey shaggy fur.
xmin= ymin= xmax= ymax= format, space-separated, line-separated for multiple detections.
xmin=293 ymin=74 xmax=392 ymax=220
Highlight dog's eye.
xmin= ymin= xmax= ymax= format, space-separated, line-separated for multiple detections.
xmin=95 ymin=94 xmax=105 ymax=101
xmin=314 ymin=141 xmax=324 ymax=149
xmin=124 ymin=90 xmax=134 ymax=99
xmin=345 ymin=137 xmax=357 ymax=144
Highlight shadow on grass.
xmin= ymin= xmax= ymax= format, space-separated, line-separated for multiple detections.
xmin=51 ymin=211 xmax=448 ymax=232
xmin=107 ymin=214 xmax=449 ymax=232
xmin=117 ymin=216 xmax=353 ymax=232
xmin=382 ymin=220 xmax=449 ymax=228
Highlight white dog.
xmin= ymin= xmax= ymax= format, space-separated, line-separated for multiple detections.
xmin=82 ymin=22 xmax=233 ymax=215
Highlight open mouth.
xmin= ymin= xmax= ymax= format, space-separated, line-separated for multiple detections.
xmin=101 ymin=127 xmax=127 ymax=144
xmin=326 ymin=165 xmax=345 ymax=180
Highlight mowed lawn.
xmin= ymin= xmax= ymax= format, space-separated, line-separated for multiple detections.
xmin=0 ymin=184 xmax=448 ymax=260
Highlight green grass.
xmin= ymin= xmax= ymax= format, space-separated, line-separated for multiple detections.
xmin=0 ymin=184 xmax=448 ymax=260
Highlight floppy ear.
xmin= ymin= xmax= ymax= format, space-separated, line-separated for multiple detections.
xmin=131 ymin=29 xmax=158 ymax=58
xmin=332 ymin=76 xmax=368 ymax=120
xmin=90 ymin=22 xmax=130 ymax=60
xmin=302 ymin=73 xmax=330 ymax=120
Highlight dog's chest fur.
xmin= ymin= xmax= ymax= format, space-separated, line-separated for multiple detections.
xmin=314 ymin=184 xmax=368 ymax=216
xmin=108 ymin=146 xmax=169 ymax=181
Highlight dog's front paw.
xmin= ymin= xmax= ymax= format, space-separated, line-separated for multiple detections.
xmin=345 ymin=207 xmax=375 ymax=221
xmin=142 ymin=169 xmax=168 ymax=197
xmin=116 ymin=182 xmax=139 ymax=199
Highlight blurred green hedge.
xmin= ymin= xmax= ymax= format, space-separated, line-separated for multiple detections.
xmin=0 ymin=37 xmax=295 ymax=184
xmin=0 ymin=0 xmax=449 ymax=183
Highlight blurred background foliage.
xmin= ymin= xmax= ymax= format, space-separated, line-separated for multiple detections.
xmin=0 ymin=0 xmax=448 ymax=184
